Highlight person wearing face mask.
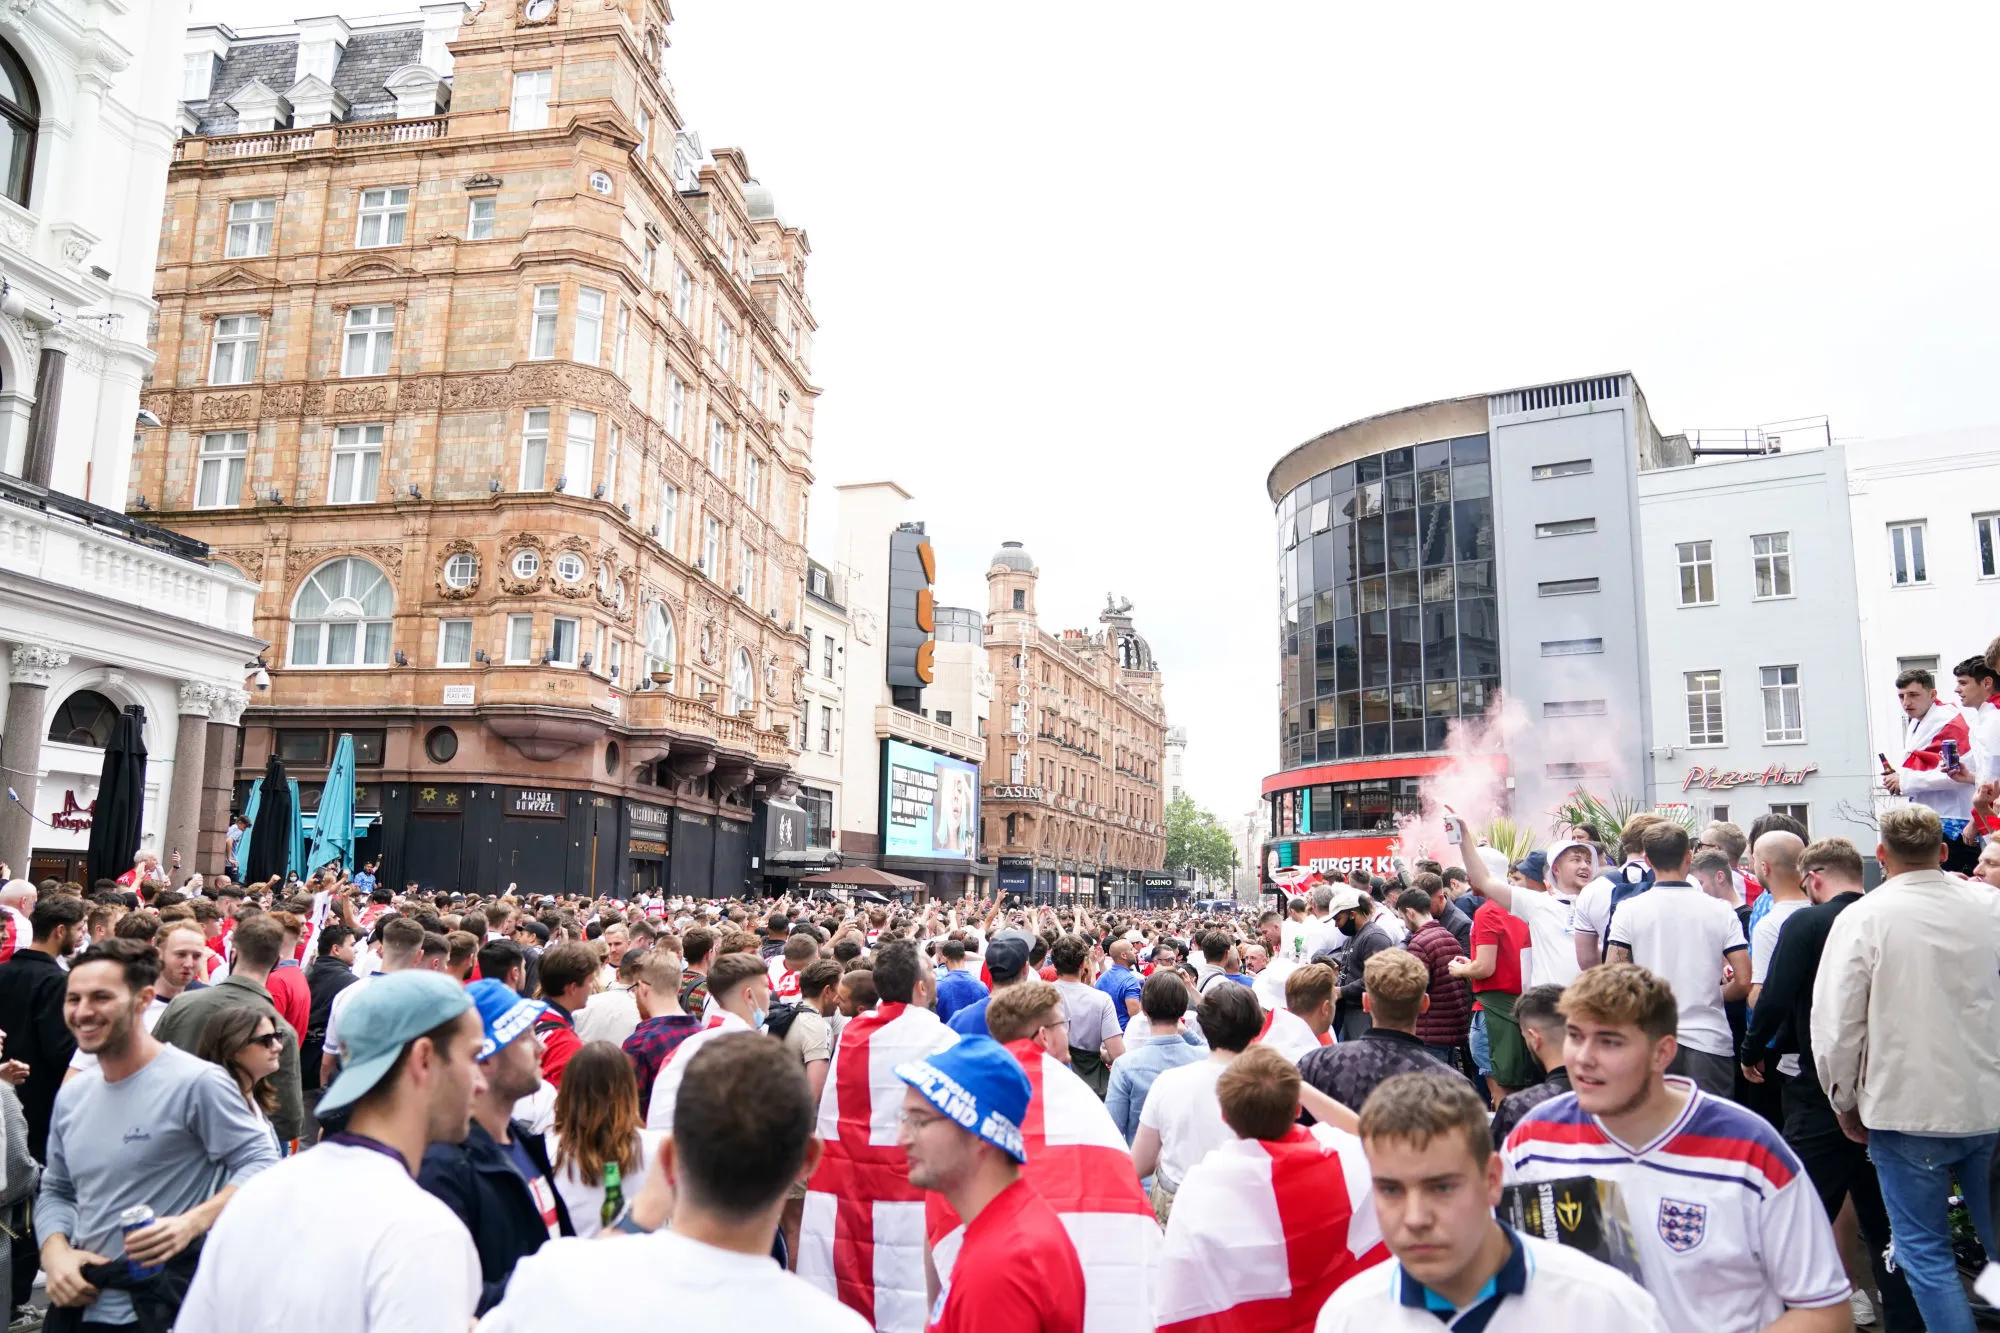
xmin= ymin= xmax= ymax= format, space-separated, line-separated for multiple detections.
xmin=1328 ymin=889 xmax=1394 ymax=1042
xmin=643 ymin=952 xmax=770 ymax=1132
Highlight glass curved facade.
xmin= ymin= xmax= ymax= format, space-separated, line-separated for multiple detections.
xmin=1277 ymin=434 xmax=1500 ymax=769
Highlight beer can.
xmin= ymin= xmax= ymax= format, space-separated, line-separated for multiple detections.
xmin=120 ymin=1204 xmax=163 ymax=1280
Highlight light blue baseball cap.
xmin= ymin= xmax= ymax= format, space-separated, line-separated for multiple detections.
xmin=318 ymin=971 xmax=474 ymax=1114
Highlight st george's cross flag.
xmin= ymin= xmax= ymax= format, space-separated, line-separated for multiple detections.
xmin=798 ymin=1002 xmax=959 ymax=1333
xmin=1153 ymin=1123 xmax=1386 ymax=1332
xmin=1257 ymin=1005 xmax=1333 ymax=1064
xmin=929 ymin=1039 xmax=1164 ymax=1333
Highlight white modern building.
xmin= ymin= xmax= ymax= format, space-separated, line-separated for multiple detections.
xmin=1846 ymin=427 xmax=2000 ymax=788
xmin=1636 ymin=437 xmax=1874 ymax=845
xmin=0 ymin=0 xmax=261 ymax=884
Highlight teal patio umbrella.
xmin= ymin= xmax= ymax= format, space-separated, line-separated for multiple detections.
xmin=309 ymin=733 xmax=356 ymax=876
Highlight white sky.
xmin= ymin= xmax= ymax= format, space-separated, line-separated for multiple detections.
xmin=188 ymin=1 xmax=2000 ymax=820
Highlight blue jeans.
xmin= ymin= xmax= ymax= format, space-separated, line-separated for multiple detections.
xmin=1468 ymin=1009 xmax=1491 ymax=1076
xmin=1868 ymin=1128 xmax=1999 ymax=1333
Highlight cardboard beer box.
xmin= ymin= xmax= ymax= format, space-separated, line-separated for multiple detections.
xmin=1498 ymin=1175 xmax=1645 ymax=1284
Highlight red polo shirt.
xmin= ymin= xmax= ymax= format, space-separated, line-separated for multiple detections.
xmin=928 ymin=1178 xmax=1083 ymax=1333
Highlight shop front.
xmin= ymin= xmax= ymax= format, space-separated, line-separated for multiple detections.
xmin=627 ymin=801 xmax=671 ymax=896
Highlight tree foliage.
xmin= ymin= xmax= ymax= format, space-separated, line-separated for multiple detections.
xmin=1165 ymin=792 xmax=1239 ymax=884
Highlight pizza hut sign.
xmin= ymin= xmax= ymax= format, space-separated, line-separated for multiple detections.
xmin=1682 ymin=763 xmax=1818 ymax=792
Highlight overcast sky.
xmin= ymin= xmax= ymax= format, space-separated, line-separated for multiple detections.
xmin=189 ymin=1 xmax=2000 ymax=820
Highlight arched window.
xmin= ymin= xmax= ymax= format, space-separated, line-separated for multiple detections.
xmin=643 ymin=603 xmax=676 ymax=683
xmin=0 ymin=42 xmax=36 ymax=208
xmin=46 ymin=690 xmax=117 ymax=747
xmin=727 ymin=647 xmax=753 ymax=714
xmin=290 ymin=557 xmax=394 ymax=667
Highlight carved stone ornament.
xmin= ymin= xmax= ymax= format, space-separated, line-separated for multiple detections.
xmin=699 ymin=620 xmax=719 ymax=665
xmin=401 ymin=377 xmax=441 ymax=410
xmin=213 ymin=548 xmax=265 ymax=581
xmin=552 ymin=535 xmax=593 ymax=599
xmin=139 ymin=391 xmax=174 ymax=427
xmin=8 ymin=642 xmax=70 ymax=686
xmin=177 ymin=681 xmax=220 ymax=716
xmin=301 ymin=383 xmax=326 ymax=415
xmin=498 ymin=535 xmax=548 ymax=595
xmin=198 ymin=393 xmax=254 ymax=423
xmin=263 ymin=385 xmax=303 ymax=416
xmin=333 ymin=384 xmax=390 ymax=416
xmin=208 ymin=687 xmax=251 ymax=727
xmin=286 ymin=543 xmax=405 ymax=583
xmin=443 ymin=375 xmax=510 ymax=411
xmin=435 ymin=538 xmax=480 ymax=600
xmin=463 ymin=172 xmax=503 ymax=190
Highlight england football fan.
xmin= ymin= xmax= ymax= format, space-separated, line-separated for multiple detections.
xmin=1449 ymin=818 xmax=1589 ymax=989
xmin=643 ymin=951 xmax=769 ymax=1131
xmin=1105 ymin=971 xmax=1204 ymax=1144
xmin=1502 ymin=964 xmax=1850 ymax=1333
xmin=1600 ymin=822 xmax=1749 ymax=1098
xmin=177 ymin=970 xmax=486 ymax=1331
xmin=418 ymin=978 xmax=572 ymax=1314
xmin=1395 ymin=889 xmax=1472 ymax=1068
xmin=1569 ymin=813 xmax=1665 ymax=970
xmin=481 ymin=1034 xmax=869 ymax=1331
xmin=529 ymin=941 xmax=595 ymax=1086
xmin=1487 ymin=985 xmax=1569 ymax=1148
xmin=1812 ymin=804 xmax=2000 ymax=1333
xmin=1886 ymin=666 xmax=1978 ymax=871
xmin=39 ymin=940 xmax=280 ymax=1326
xmin=1156 ymin=1046 xmax=1382 ymax=1331
xmin=1298 ymin=951 xmax=1445 ymax=1114
xmin=897 ymin=1036 xmax=1086 ymax=1333
xmin=1327 ymin=889 xmax=1394 ymax=1041
xmin=940 ymin=982 xmax=1159 ymax=1333
xmin=1133 ymin=981 xmax=1261 ymax=1223
xmin=1317 ymin=1071 xmax=1668 ymax=1333
xmin=799 ymin=939 xmax=960 ymax=1332
xmin=1257 ymin=961 xmax=1336 ymax=1062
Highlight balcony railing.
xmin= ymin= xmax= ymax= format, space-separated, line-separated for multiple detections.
xmin=174 ymin=116 xmax=450 ymax=163
xmin=2 ymin=475 xmax=208 ymax=561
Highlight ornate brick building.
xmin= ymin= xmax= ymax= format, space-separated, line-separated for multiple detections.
xmin=981 ymin=543 xmax=1170 ymax=905
xmin=129 ymin=0 xmax=816 ymax=895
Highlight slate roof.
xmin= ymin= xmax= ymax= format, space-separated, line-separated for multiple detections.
xmin=190 ymin=26 xmax=426 ymax=135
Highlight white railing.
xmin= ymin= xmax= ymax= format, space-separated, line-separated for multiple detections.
xmin=205 ymin=130 xmax=317 ymax=159
xmin=174 ymin=117 xmax=450 ymax=163
xmin=336 ymin=118 xmax=447 ymax=148
xmin=3 ymin=502 xmax=256 ymax=634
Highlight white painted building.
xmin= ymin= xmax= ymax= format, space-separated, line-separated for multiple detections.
xmin=0 ymin=0 xmax=261 ymax=883
xmin=793 ymin=557 xmax=848 ymax=867
xmin=1636 ymin=440 xmax=1874 ymax=845
xmin=1846 ymin=427 xmax=2000 ymax=792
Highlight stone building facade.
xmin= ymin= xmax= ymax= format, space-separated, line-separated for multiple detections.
xmin=981 ymin=542 xmax=1169 ymax=905
xmin=128 ymin=0 xmax=816 ymax=896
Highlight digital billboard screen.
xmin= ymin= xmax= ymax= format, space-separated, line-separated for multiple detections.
xmin=883 ymin=739 xmax=980 ymax=861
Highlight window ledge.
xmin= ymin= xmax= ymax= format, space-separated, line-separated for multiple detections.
xmin=1751 ymin=594 xmax=1799 ymax=603
xmin=1677 ymin=600 xmax=1719 ymax=610
xmin=1761 ymin=738 xmax=1810 ymax=746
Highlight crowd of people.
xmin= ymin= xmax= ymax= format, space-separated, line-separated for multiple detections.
xmin=0 ymin=650 xmax=1992 ymax=1330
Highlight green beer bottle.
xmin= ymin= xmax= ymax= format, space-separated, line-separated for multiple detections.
xmin=601 ymin=1160 xmax=624 ymax=1231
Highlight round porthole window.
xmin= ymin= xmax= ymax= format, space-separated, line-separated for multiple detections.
xmin=424 ymin=725 xmax=458 ymax=763
xmin=589 ymin=170 xmax=613 ymax=195
xmin=510 ymin=549 xmax=541 ymax=580
xmin=444 ymin=553 xmax=479 ymax=588
xmin=605 ymin=740 xmax=621 ymax=774
xmin=556 ymin=553 xmax=585 ymax=582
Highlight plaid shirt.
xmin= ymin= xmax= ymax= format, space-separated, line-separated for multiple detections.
xmin=622 ymin=1015 xmax=702 ymax=1112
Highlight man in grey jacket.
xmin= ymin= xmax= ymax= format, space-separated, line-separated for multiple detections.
xmin=152 ymin=915 xmax=304 ymax=1143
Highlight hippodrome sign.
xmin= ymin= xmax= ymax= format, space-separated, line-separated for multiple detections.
xmin=1682 ymin=763 xmax=1818 ymax=791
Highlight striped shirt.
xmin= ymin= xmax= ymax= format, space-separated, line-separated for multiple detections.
xmin=1500 ymin=1078 xmax=1847 ymax=1333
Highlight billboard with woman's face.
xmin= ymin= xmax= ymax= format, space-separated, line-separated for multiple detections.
xmin=883 ymin=739 xmax=980 ymax=861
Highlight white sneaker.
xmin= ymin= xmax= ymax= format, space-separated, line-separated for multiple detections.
xmin=1848 ymin=1288 xmax=1877 ymax=1327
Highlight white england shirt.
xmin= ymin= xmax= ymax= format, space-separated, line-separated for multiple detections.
xmin=1500 ymin=1079 xmax=1848 ymax=1333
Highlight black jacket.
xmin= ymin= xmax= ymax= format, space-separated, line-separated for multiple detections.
xmin=0 ymin=950 xmax=76 ymax=1160
xmin=418 ymin=1119 xmax=575 ymax=1314
xmin=301 ymin=956 xmax=356 ymax=1091
xmin=1740 ymin=891 xmax=1860 ymax=1145
xmin=1333 ymin=921 xmax=1395 ymax=1039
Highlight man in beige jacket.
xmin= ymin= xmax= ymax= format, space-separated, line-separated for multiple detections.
xmin=1812 ymin=804 xmax=2000 ymax=1333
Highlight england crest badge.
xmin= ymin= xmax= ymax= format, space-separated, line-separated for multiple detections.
xmin=1657 ymin=1197 xmax=1707 ymax=1253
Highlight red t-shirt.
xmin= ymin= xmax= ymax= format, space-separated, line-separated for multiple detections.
xmin=929 ymin=1178 xmax=1083 ymax=1333
xmin=266 ymin=963 xmax=310 ymax=1039
xmin=535 ymin=1010 xmax=582 ymax=1086
xmin=1469 ymin=901 xmax=1529 ymax=998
